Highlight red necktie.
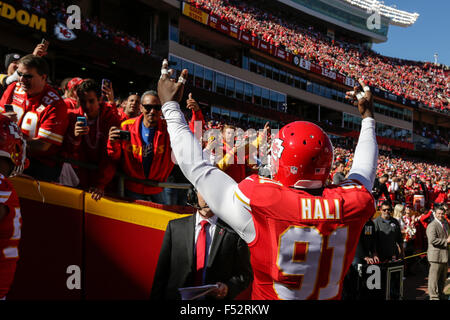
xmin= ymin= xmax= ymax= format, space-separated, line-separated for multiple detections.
xmin=195 ymin=220 xmax=209 ymax=285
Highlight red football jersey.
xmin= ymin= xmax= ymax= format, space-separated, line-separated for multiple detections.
xmin=0 ymin=82 xmax=68 ymax=150
xmin=237 ymin=175 xmax=375 ymax=300
xmin=0 ymin=174 xmax=22 ymax=298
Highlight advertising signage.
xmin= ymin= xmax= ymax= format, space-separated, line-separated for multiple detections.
xmin=0 ymin=1 xmax=47 ymax=32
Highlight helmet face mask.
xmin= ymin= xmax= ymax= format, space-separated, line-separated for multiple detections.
xmin=269 ymin=121 xmax=334 ymax=189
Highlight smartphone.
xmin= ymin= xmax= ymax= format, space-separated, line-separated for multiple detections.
xmin=4 ymin=104 xmax=14 ymax=112
xmin=77 ymin=116 xmax=87 ymax=126
xmin=118 ymin=130 xmax=131 ymax=141
xmin=102 ymin=79 xmax=111 ymax=90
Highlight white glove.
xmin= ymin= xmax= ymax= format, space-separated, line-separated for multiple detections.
xmin=5 ymin=71 xmax=19 ymax=85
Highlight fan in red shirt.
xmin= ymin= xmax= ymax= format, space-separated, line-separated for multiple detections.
xmin=107 ymin=90 xmax=173 ymax=203
xmin=62 ymin=79 xmax=121 ymax=200
xmin=158 ymin=64 xmax=378 ymax=300
xmin=0 ymin=115 xmax=26 ymax=299
xmin=432 ymin=181 xmax=448 ymax=205
xmin=0 ymin=54 xmax=68 ymax=182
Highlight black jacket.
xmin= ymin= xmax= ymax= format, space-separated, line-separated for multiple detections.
xmin=150 ymin=214 xmax=253 ymax=300
xmin=372 ymin=178 xmax=391 ymax=205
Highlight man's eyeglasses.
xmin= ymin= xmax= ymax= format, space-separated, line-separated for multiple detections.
xmin=17 ymin=71 xmax=34 ymax=79
xmin=142 ymin=104 xmax=161 ymax=111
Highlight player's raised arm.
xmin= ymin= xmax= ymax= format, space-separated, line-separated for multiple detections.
xmin=157 ymin=60 xmax=255 ymax=243
xmin=346 ymin=79 xmax=378 ymax=192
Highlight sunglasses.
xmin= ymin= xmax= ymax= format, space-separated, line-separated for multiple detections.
xmin=142 ymin=104 xmax=161 ymax=111
xmin=17 ymin=71 xmax=34 ymax=79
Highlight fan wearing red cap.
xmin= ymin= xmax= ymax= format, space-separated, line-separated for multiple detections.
xmin=158 ymin=63 xmax=379 ymax=300
xmin=0 ymin=114 xmax=26 ymax=299
xmin=64 ymin=77 xmax=83 ymax=110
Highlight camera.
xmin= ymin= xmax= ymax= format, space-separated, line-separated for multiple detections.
xmin=118 ymin=130 xmax=131 ymax=141
xmin=4 ymin=104 xmax=14 ymax=112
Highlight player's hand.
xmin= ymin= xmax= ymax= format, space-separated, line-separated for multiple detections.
xmin=108 ymin=126 xmax=121 ymax=142
xmin=74 ymin=121 xmax=89 ymax=137
xmin=89 ymin=187 xmax=104 ymax=201
xmin=3 ymin=111 xmax=18 ymax=123
xmin=186 ymin=93 xmax=200 ymax=112
xmin=345 ymin=79 xmax=374 ymax=119
xmin=211 ymin=282 xmax=228 ymax=299
xmin=157 ymin=59 xmax=188 ymax=105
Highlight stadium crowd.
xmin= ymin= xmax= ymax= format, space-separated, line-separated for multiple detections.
xmin=0 ymin=38 xmax=448 ymax=212
xmin=188 ymin=0 xmax=450 ymax=113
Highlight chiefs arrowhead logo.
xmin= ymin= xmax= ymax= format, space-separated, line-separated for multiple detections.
xmin=271 ymin=138 xmax=284 ymax=160
xmin=54 ymin=22 xmax=77 ymax=41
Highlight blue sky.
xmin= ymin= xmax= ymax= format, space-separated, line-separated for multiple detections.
xmin=371 ymin=0 xmax=450 ymax=66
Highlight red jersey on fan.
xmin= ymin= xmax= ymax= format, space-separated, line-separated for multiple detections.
xmin=0 ymin=82 xmax=68 ymax=159
xmin=0 ymin=174 xmax=21 ymax=299
xmin=64 ymin=97 xmax=78 ymax=110
xmin=62 ymin=102 xmax=121 ymax=190
xmin=237 ymin=176 xmax=375 ymax=300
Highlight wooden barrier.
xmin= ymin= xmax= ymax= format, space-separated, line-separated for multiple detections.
xmin=6 ymin=177 xmax=188 ymax=300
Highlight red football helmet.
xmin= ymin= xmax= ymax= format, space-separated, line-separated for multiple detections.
xmin=270 ymin=121 xmax=333 ymax=188
xmin=0 ymin=114 xmax=27 ymax=176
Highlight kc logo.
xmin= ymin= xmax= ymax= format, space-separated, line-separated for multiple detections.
xmin=271 ymin=138 xmax=284 ymax=160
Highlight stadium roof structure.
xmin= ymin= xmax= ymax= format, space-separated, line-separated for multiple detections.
xmin=342 ymin=0 xmax=419 ymax=27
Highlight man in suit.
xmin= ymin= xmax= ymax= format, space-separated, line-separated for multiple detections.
xmin=150 ymin=191 xmax=252 ymax=300
xmin=426 ymin=205 xmax=450 ymax=300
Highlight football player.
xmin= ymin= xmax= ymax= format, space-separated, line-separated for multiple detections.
xmin=157 ymin=61 xmax=378 ymax=299
xmin=0 ymin=114 xmax=26 ymax=299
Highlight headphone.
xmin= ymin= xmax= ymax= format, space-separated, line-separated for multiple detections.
xmin=186 ymin=187 xmax=210 ymax=210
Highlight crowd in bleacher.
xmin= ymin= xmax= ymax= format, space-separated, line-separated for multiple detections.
xmin=189 ymin=0 xmax=450 ymax=113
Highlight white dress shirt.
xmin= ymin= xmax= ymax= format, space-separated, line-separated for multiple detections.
xmin=194 ymin=212 xmax=218 ymax=265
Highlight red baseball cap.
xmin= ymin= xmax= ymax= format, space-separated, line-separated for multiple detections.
xmin=67 ymin=77 xmax=83 ymax=91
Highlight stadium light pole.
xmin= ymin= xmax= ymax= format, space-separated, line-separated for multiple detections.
xmin=434 ymin=53 xmax=438 ymax=65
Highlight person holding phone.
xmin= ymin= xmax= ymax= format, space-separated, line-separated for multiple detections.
xmin=106 ymin=90 xmax=174 ymax=203
xmin=62 ymin=79 xmax=121 ymax=200
xmin=1 ymin=40 xmax=49 ymax=93
xmin=101 ymin=78 xmax=115 ymax=106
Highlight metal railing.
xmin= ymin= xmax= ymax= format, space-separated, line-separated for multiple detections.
xmin=54 ymin=156 xmax=192 ymax=197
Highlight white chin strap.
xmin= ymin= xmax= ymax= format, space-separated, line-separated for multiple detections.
xmin=293 ymin=180 xmax=324 ymax=189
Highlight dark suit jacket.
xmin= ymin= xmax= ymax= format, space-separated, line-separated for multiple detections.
xmin=150 ymin=214 xmax=253 ymax=300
